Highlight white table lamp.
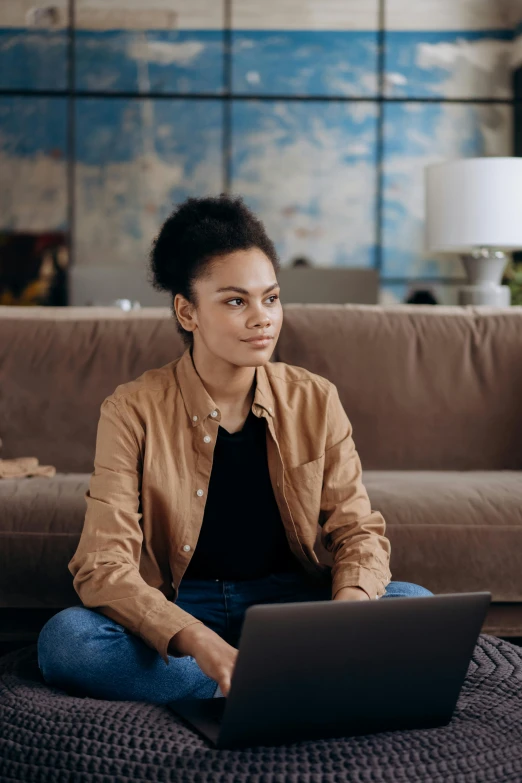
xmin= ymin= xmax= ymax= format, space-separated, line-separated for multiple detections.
xmin=425 ymin=157 xmax=522 ymax=306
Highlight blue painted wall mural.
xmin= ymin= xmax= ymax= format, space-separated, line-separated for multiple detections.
xmin=75 ymin=30 xmax=225 ymax=94
xmin=0 ymin=0 xmax=519 ymax=304
xmin=231 ymin=30 xmax=379 ymax=96
xmin=231 ymin=100 xmax=379 ymax=269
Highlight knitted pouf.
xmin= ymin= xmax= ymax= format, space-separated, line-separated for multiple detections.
xmin=1 ymin=634 xmax=522 ymax=783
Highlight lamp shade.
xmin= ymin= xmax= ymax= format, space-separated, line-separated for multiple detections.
xmin=425 ymin=157 xmax=522 ymax=253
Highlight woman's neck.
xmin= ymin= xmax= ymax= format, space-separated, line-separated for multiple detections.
xmin=190 ymin=341 xmax=257 ymax=423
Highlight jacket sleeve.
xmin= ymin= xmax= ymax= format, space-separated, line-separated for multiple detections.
xmin=319 ymin=383 xmax=392 ymax=600
xmin=67 ymin=397 xmax=203 ymax=666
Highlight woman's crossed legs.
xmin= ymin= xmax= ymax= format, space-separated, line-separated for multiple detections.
xmin=37 ymin=574 xmax=432 ymax=703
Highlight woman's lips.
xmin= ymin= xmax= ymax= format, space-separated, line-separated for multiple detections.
xmin=243 ymin=337 xmax=273 ymax=347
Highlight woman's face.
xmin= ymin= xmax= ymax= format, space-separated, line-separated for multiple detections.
xmin=178 ymin=247 xmax=283 ymax=367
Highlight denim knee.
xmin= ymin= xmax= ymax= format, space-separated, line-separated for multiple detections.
xmin=382 ymin=581 xmax=434 ymax=598
xmin=37 ymin=606 xmax=101 ymax=677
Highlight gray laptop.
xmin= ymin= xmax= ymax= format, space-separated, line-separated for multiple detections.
xmin=167 ymin=591 xmax=491 ymax=749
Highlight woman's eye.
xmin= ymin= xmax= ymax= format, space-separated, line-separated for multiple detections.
xmin=227 ymin=295 xmax=279 ymax=307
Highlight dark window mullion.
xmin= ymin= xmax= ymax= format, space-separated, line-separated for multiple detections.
xmin=66 ymin=0 xmax=76 ymax=270
xmin=376 ymin=0 xmax=385 ymax=278
xmin=223 ymin=0 xmax=232 ymax=193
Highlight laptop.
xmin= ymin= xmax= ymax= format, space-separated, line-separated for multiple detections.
xmin=167 ymin=591 xmax=491 ymax=749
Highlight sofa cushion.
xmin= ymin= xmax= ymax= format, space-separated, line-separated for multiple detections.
xmin=2 ymin=470 xmax=521 ymax=607
xmin=0 ymin=475 xmax=89 ymax=607
xmin=277 ymin=304 xmax=522 ymax=470
xmin=0 ymin=307 xmax=184 ymax=473
xmin=364 ymin=470 xmax=522 ymax=601
xmin=4 ymin=303 xmax=522 ymax=473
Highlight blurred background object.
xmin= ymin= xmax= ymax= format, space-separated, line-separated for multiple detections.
xmin=502 ymin=258 xmax=522 ymax=305
xmin=112 ymin=299 xmax=141 ymax=311
xmin=405 ymin=288 xmax=439 ymax=305
xmin=69 ymin=265 xmax=170 ymax=306
xmin=277 ymin=268 xmax=379 ymax=304
xmin=0 ymin=232 xmax=68 ymax=305
xmin=291 ymin=256 xmax=313 ymax=268
xmin=1 ymin=0 xmax=522 ymax=307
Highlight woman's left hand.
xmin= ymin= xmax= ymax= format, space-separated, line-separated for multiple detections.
xmin=333 ymin=586 xmax=370 ymax=601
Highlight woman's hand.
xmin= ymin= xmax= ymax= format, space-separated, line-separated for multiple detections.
xmin=333 ymin=586 xmax=370 ymax=601
xmin=169 ymin=623 xmax=238 ymax=697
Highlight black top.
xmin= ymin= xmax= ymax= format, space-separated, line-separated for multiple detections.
xmin=182 ymin=407 xmax=300 ymax=580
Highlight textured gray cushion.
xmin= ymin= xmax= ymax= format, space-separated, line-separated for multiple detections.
xmin=1 ymin=635 xmax=522 ymax=781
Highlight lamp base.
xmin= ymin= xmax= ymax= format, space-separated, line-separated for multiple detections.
xmin=458 ymin=285 xmax=511 ymax=306
xmin=458 ymin=249 xmax=511 ymax=307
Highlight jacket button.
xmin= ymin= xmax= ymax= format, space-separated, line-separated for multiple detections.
xmin=183 ymin=545 xmax=191 ymax=551
xmin=196 ymin=488 xmax=204 ymax=496
xmin=210 ymin=410 xmax=218 ymax=417
xmin=193 ymin=415 xmax=198 ymax=421
xmin=203 ymin=435 xmax=211 ymax=443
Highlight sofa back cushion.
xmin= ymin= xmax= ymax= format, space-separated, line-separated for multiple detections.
xmin=0 ymin=307 xmax=183 ymax=473
xmin=2 ymin=303 xmax=522 ymax=473
xmin=276 ymin=304 xmax=522 ymax=470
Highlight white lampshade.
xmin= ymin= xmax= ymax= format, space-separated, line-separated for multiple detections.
xmin=425 ymin=157 xmax=522 ymax=253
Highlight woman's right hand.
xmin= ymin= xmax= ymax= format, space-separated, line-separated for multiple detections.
xmin=170 ymin=623 xmax=239 ymax=697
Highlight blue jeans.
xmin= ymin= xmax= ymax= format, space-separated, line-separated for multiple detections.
xmin=37 ymin=571 xmax=433 ymax=704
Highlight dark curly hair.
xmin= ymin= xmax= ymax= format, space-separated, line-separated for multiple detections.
xmin=148 ymin=193 xmax=280 ymax=347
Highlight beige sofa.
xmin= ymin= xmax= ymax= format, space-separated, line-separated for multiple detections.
xmin=1 ymin=303 xmax=521 ymax=645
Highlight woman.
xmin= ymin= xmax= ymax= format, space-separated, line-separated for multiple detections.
xmin=37 ymin=194 xmax=432 ymax=703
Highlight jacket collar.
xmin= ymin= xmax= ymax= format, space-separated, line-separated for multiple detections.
xmin=176 ymin=345 xmax=275 ymax=427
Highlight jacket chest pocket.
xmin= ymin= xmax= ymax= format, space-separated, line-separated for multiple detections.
xmin=284 ymin=454 xmax=325 ymax=487
xmin=283 ymin=454 xmax=325 ymax=528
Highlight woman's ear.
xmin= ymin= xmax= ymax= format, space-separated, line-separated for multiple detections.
xmin=174 ymin=293 xmax=197 ymax=334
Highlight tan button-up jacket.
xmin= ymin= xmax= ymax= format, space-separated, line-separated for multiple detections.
xmin=68 ymin=346 xmax=392 ymax=665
